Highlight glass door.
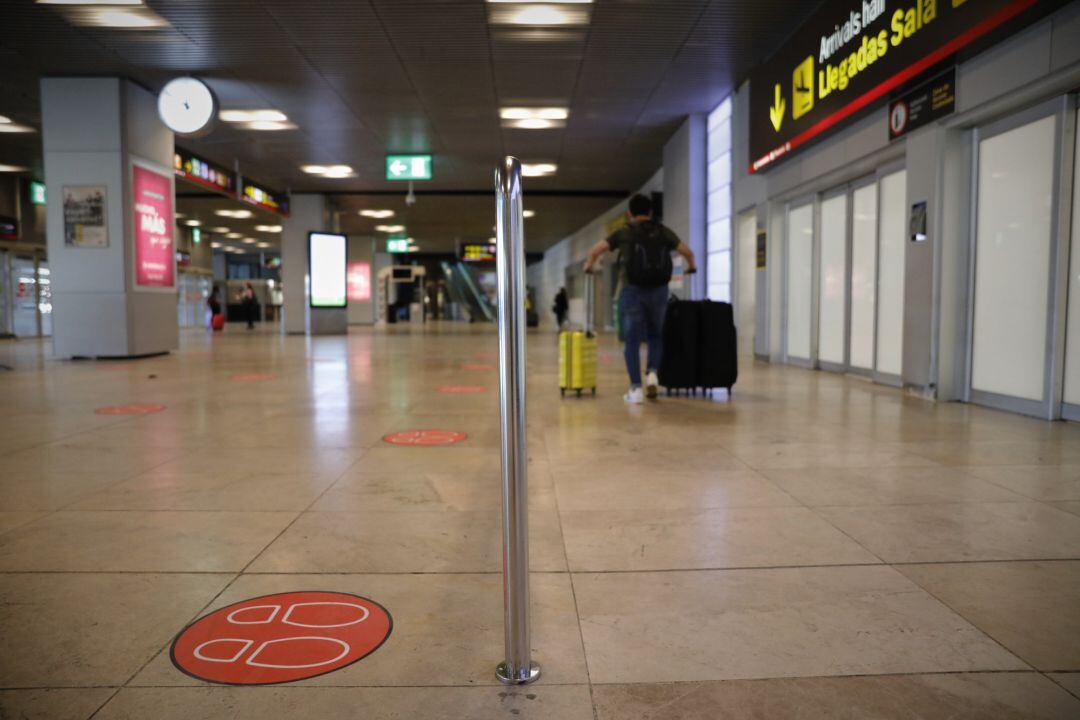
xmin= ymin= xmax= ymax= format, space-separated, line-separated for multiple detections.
xmin=785 ymin=202 xmax=814 ymax=364
xmin=817 ymin=191 xmax=848 ymax=370
xmin=849 ymin=180 xmax=877 ymax=373
xmin=875 ymin=169 xmax=907 ymax=382
xmin=969 ymin=107 xmax=1059 ymax=416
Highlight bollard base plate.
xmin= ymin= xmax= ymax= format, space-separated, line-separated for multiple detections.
xmin=496 ymin=661 xmax=541 ymax=685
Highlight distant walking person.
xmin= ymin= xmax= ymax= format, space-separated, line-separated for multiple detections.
xmin=240 ymin=282 xmax=257 ymax=330
xmin=584 ymin=194 xmax=696 ymax=404
xmin=552 ymin=287 xmax=569 ymax=329
xmin=207 ymin=288 xmax=223 ymax=331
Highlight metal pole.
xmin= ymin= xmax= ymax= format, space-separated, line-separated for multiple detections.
xmin=494 ymin=156 xmax=539 ymax=685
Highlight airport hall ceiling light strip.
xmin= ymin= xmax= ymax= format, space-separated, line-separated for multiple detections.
xmin=36 ymin=0 xmax=170 ymax=29
xmin=487 ymin=0 xmax=593 ymax=27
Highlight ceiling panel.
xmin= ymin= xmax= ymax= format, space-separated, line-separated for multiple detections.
xmin=0 ymin=0 xmax=819 ymax=249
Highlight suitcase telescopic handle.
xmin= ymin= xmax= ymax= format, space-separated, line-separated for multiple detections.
xmin=583 ymin=269 xmax=595 ymax=337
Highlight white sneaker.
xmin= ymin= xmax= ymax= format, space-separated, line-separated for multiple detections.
xmin=624 ymin=386 xmax=644 ymax=404
xmin=645 ymin=371 xmax=659 ymax=399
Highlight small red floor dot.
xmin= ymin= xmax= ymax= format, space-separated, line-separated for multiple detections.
xmin=382 ymin=430 xmax=467 ymax=446
xmin=171 ymin=591 xmax=392 ymax=686
xmin=439 ymin=385 xmax=486 ymax=394
xmin=95 ymin=403 xmax=166 ymax=415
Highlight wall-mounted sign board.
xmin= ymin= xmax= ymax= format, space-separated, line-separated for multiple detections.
xmin=386 ymin=154 xmax=432 ymax=181
xmin=174 ymin=148 xmax=236 ymax=197
xmin=748 ymin=0 xmax=1062 ymax=173
xmin=889 ymin=67 xmax=955 ymax=139
xmin=461 ymin=243 xmax=496 ymax=263
xmin=241 ymin=178 xmax=290 ymax=217
xmin=30 ymin=181 xmax=46 ymax=206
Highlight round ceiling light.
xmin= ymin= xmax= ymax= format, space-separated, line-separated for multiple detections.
xmin=158 ymin=77 xmax=216 ymax=136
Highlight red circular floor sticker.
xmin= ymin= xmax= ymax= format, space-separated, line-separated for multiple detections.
xmin=171 ymin=591 xmax=392 ymax=685
xmin=439 ymin=385 xmax=486 ymax=394
xmin=95 ymin=403 xmax=166 ymax=415
xmin=382 ymin=429 xmax=467 ymax=446
xmin=232 ymin=373 xmax=275 ymax=381
xmin=461 ymin=363 xmax=495 ymax=371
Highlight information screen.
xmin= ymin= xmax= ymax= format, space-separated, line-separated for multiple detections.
xmin=347 ymin=261 xmax=371 ymax=302
xmin=309 ymin=232 xmax=347 ymax=308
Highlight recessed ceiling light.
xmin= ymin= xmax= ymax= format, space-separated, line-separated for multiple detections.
xmin=184 ymin=219 xmax=201 ymax=227
xmin=489 ymin=237 xmax=497 ymax=243
xmin=60 ymin=5 xmax=171 ymax=28
xmin=215 ymin=209 xmax=253 ymax=219
xmin=302 ymin=164 xmax=355 ymax=178
xmin=210 ymin=242 xmax=222 ymax=248
xmin=375 ymin=224 xmax=405 ymax=233
xmin=257 ymin=242 xmax=271 ymax=248
xmin=254 ymin=224 xmax=282 ymax=233
xmin=359 ymin=209 xmax=395 ymax=219
xmin=523 ymin=210 xmax=535 ymax=218
xmin=0 ymin=118 xmax=36 ymax=133
xmin=226 ymin=232 xmax=242 ymax=239
xmin=500 ymin=107 xmax=568 ymax=121
xmin=36 ymin=1 xmax=144 ymax=5
xmin=219 ymin=109 xmax=287 ymax=123
xmin=490 ymin=2 xmax=590 ymax=25
xmin=242 ymin=238 xmax=257 ymax=244
xmin=209 ymin=226 xmax=229 ymax=233
xmin=521 ymin=163 xmax=557 ymax=177
xmin=175 ymin=213 xmax=185 ymax=219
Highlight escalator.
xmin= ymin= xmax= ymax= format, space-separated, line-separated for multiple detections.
xmin=440 ymin=261 xmax=496 ymax=322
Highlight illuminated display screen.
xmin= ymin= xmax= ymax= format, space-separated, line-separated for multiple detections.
xmin=309 ymin=232 xmax=347 ymax=308
xmin=461 ymin=243 xmax=496 ymax=263
xmin=174 ymin=148 xmax=236 ymax=196
xmin=347 ymin=262 xmax=371 ymax=302
xmin=241 ymin=179 xmax=290 ymax=217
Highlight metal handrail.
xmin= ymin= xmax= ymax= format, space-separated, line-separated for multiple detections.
xmin=494 ymin=156 xmax=539 ymax=685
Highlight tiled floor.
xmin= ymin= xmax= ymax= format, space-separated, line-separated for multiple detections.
xmin=1 ymin=325 xmax=1079 ymax=719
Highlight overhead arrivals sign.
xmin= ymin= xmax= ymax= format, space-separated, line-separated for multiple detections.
xmin=748 ymin=0 xmax=1061 ymax=173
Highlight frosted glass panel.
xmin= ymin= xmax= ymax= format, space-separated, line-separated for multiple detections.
xmin=849 ymin=183 xmax=878 ymax=370
xmin=737 ymin=210 xmax=757 ymax=353
xmin=876 ymin=170 xmax=906 ymax=376
xmin=708 ymin=119 xmax=731 ymax=159
xmin=1065 ymin=109 xmax=1080 ymax=405
xmin=708 ymin=188 xmax=732 ymax=224
xmin=786 ymin=203 xmax=814 ymax=360
xmin=708 ymin=219 xmax=731 ymax=253
xmin=818 ymin=194 xmax=847 ymax=365
xmin=972 ymin=115 xmax=1055 ymax=401
xmin=708 ymin=152 xmax=731 ymax=188
xmin=708 ymin=283 xmax=731 ymax=302
xmin=708 ymin=249 xmax=731 ymax=286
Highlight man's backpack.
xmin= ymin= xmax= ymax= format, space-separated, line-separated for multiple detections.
xmin=624 ymin=221 xmax=673 ymax=288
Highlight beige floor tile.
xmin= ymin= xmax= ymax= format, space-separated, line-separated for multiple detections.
xmin=0 ymin=689 xmax=116 ymax=720
xmin=149 ymin=448 xmax=357 ymax=480
xmin=959 ymin=465 xmax=1080 ymax=501
xmin=898 ymin=441 xmax=1080 ymax=467
xmin=561 ymin=506 xmax=879 ymax=571
xmin=592 ymin=672 xmax=1080 ymax=719
xmin=69 ymin=469 xmax=338 ymax=511
xmin=818 ymin=502 xmax=1080 ymax=563
xmin=0 ymin=511 xmax=48 ymax=536
xmin=573 ymin=566 xmax=1024 ymax=684
xmin=553 ymin=470 xmax=797 ymax=511
xmin=898 ymin=561 xmax=1080 ymax=671
xmin=1053 ymin=501 xmax=1080 ymax=517
xmin=0 ymin=511 xmax=298 ymax=572
xmin=762 ymin=466 xmax=1027 ymax=506
xmin=249 ymin=507 xmax=566 ymax=573
xmin=728 ymin=442 xmax=938 ymax=470
xmin=96 ymin=686 xmax=593 ymax=720
xmin=1049 ymin=673 xmax=1080 ymax=698
xmin=132 ymin=572 xmax=588 ymax=686
xmin=0 ymin=573 xmax=230 ymax=686
xmin=313 ymin=471 xmax=554 ymax=512
xmin=550 ymin=446 xmax=752 ymax=476
xmin=0 ymin=472 xmax=132 ymax=511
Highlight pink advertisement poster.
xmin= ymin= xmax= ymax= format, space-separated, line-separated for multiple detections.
xmin=347 ymin=262 xmax=371 ymax=302
xmin=133 ymin=164 xmax=174 ymax=288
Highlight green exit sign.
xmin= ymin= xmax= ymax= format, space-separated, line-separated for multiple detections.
xmin=387 ymin=238 xmax=410 ymax=253
xmin=192 ymin=227 xmax=201 ymax=244
xmin=30 ymin=181 xmax=46 ymax=206
xmin=386 ymin=154 xmax=432 ymax=181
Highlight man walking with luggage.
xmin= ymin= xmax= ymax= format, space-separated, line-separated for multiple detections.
xmin=584 ymin=194 xmax=696 ymax=404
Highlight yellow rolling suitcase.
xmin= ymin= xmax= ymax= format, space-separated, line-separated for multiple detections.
xmin=559 ymin=272 xmax=597 ymax=397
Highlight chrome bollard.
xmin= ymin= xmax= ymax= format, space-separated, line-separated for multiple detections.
xmin=494 ymin=156 xmax=540 ymax=685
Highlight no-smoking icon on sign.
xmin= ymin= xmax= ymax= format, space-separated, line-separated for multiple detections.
xmin=171 ymin=591 xmax=392 ymax=685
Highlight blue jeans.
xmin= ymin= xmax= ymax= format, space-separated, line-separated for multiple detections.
xmin=620 ymin=285 xmax=668 ymax=387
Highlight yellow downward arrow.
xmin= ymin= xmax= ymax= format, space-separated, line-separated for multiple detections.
xmin=770 ymin=83 xmax=786 ymax=132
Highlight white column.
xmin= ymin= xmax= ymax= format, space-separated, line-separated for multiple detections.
xmin=42 ymin=77 xmax=178 ymax=358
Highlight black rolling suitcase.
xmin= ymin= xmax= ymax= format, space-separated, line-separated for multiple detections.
xmin=697 ymin=300 xmax=738 ymax=395
xmin=658 ymin=297 xmax=699 ymax=394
